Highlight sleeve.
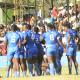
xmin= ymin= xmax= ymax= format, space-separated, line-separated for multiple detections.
xmin=19 ymin=35 xmax=21 ymax=41
xmin=66 ymin=31 xmax=71 ymax=37
xmin=5 ymin=34 xmax=8 ymax=40
xmin=57 ymin=33 xmax=60 ymax=39
xmin=42 ymin=33 xmax=45 ymax=39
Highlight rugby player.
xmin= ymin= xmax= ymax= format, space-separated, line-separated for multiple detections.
xmin=23 ymin=24 xmax=39 ymax=77
xmin=4 ymin=25 xmax=21 ymax=77
xmin=17 ymin=27 xmax=26 ymax=77
xmin=34 ymin=27 xmax=45 ymax=75
xmin=22 ymin=23 xmax=28 ymax=76
xmin=63 ymin=23 xmax=79 ymax=75
xmin=40 ymin=23 xmax=66 ymax=75
xmin=52 ymin=25 xmax=63 ymax=74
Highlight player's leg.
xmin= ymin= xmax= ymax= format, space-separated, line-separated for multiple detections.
xmin=14 ymin=51 xmax=20 ymax=77
xmin=72 ymin=56 xmax=79 ymax=75
xmin=14 ymin=57 xmax=19 ymax=77
xmin=9 ymin=61 xmax=13 ymax=77
xmin=6 ymin=59 xmax=12 ymax=77
xmin=39 ymin=62 xmax=50 ymax=75
xmin=20 ymin=52 xmax=26 ymax=77
xmin=54 ymin=49 xmax=59 ymax=75
xmin=67 ymin=56 xmax=72 ymax=74
xmin=72 ymin=45 xmax=79 ymax=75
xmin=47 ymin=47 xmax=54 ymax=75
xmin=66 ymin=46 xmax=74 ymax=74
xmin=38 ymin=47 xmax=44 ymax=75
xmin=33 ymin=46 xmax=39 ymax=76
xmin=27 ymin=48 xmax=33 ymax=77
xmin=53 ymin=56 xmax=58 ymax=75
xmin=24 ymin=58 xmax=27 ymax=76
xmin=6 ymin=52 xmax=13 ymax=78
xmin=58 ymin=48 xmax=63 ymax=74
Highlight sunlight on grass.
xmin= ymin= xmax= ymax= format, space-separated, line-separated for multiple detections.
xmin=0 ymin=66 xmax=80 ymax=80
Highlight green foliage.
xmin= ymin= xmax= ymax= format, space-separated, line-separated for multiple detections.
xmin=3 ymin=9 xmax=14 ymax=23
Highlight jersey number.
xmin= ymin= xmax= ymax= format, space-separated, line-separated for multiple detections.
xmin=31 ymin=34 xmax=34 ymax=40
xmin=36 ymin=38 xmax=39 ymax=43
xmin=11 ymin=36 xmax=15 ymax=43
xmin=50 ymin=34 xmax=54 ymax=41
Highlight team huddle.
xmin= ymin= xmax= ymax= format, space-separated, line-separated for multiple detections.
xmin=4 ymin=23 xmax=79 ymax=78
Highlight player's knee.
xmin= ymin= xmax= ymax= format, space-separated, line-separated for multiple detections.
xmin=7 ymin=61 xmax=11 ymax=66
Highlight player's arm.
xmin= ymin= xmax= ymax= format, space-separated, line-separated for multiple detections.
xmin=67 ymin=34 xmax=72 ymax=47
xmin=40 ymin=28 xmax=45 ymax=41
xmin=19 ymin=40 xmax=22 ymax=51
xmin=4 ymin=39 xmax=8 ymax=53
xmin=22 ymin=32 xmax=28 ymax=45
xmin=4 ymin=34 xmax=8 ymax=53
xmin=57 ymin=37 xmax=65 ymax=49
xmin=22 ymin=37 xmax=28 ymax=45
xmin=57 ymin=37 xmax=67 ymax=53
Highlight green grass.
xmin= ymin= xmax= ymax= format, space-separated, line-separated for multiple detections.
xmin=0 ymin=66 xmax=80 ymax=80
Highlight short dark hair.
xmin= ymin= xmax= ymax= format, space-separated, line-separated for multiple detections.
xmin=47 ymin=23 xmax=52 ymax=29
xmin=34 ymin=27 xmax=39 ymax=33
xmin=11 ymin=24 xmax=17 ymax=31
xmin=51 ymin=24 xmax=55 ymax=30
xmin=63 ymin=23 xmax=70 ymax=29
xmin=17 ymin=27 xmax=20 ymax=31
xmin=26 ymin=24 xmax=31 ymax=30
xmin=48 ymin=15 xmax=51 ymax=17
xmin=22 ymin=23 xmax=27 ymax=26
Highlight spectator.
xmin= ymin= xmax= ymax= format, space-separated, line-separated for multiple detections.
xmin=52 ymin=8 xmax=58 ymax=19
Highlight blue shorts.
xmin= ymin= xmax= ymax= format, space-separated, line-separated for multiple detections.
xmin=46 ymin=46 xmax=57 ymax=56
xmin=26 ymin=46 xmax=38 ymax=59
xmin=66 ymin=45 xmax=76 ymax=56
xmin=20 ymin=52 xmax=24 ymax=58
xmin=7 ymin=50 xmax=20 ymax=59
xmin=58 ymin=47 xmax=63 ymax=54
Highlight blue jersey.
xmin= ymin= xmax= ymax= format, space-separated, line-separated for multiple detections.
xmin=34 ymin=33 xmax=41 ymax=47
xmin=5 ymin=31 xmax=21 ymax=52
xmin=72 ymin=30 xmax=78 ymax=44
xmin=16 ymin=31 xmax=24 ymax=52
xmin=42 ymin=30 xmax=59 ymax=46
xmin=24 ymin=30 xmax=35 ymax=48
xmin=65 ymin=29 xmax=74 ymax=46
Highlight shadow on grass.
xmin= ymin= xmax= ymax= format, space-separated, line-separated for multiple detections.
xmin=0 ymin=76 xmax=2 ymax=78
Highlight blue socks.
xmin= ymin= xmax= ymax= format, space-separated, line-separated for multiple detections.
xmin=23 ymin=71 xmax=26 ymax=77
xmin=76 ymin=67 xmax=79 ymax=75
xmin=28 ymin=64 xmax=33 ymax=77
xmin=34 ymin=63 xmax=39 ymax=76
xmin=55 ymin=68 xmax=58 ymax=75
xmin=69 ymin=67 xmax=72 ymax=74
xmin=6 ymin=71 xmax=9 ymax=77
xmin=50 ymin=63 xmax=54 ymax=75
xmin=14 ymin=71 xmax=17 ymax=77
xmin=46 ymin=68 xmax=50 ymax=73
xmin=17 ymin=71 xmax=20 ymax=77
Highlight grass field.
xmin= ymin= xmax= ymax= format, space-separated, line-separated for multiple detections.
xmin=0 ymin=66 xmax=80 ymax=80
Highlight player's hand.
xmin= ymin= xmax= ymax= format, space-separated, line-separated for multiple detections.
xmin=56 ymin=43 xmax=59 ymax=48
xmin=64 ymin=48 xmax=67 ymax=53
xmin=40 ymin=28 xmax=44 ymax=34
xmin=68 ymin=44 xmax=72 ymax=47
